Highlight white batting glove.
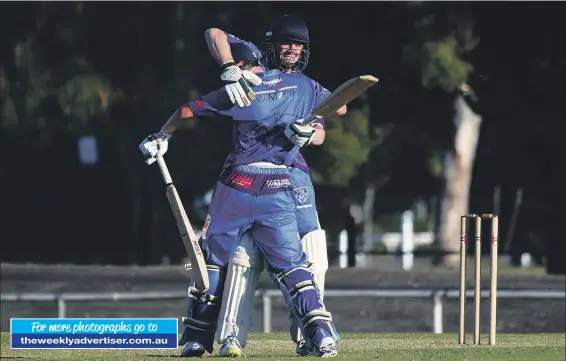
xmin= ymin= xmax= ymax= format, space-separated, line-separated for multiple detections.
xmin=241 ymin=70 xmax=262 ymax=86
xmin=220 ymin=62 xmax=260 ymax=107
xmin=284 ymin=122 xmax=317 ymax=148
xmin=139 ymin=130 xmax=172 ymax=165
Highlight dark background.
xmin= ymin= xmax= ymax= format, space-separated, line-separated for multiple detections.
xmin=1 ymin=2 xmax=564 ymax=272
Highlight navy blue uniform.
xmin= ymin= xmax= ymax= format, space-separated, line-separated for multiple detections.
xmin=225 ymin=32 xmax=328 ymax=236
xmin=180 ymin=69 xmax=337 ymax=354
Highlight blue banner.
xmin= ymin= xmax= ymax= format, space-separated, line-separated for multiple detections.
xmin=11 ymin=318 xmax=178 ymax=349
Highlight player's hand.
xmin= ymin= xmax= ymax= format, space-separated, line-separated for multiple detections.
xmin=284 ymin=121 xmax=318 ymax=148
xmin=311 ymin=122 xmax=324 ymax=131
xmin=241 ymin=70 xmax=262 ymax=86
xmin=138 ymin=130 xmax=172 ymax=165
xmin=220 ymin=62 xmax=259 ymax=107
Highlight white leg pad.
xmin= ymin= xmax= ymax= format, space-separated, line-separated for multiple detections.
xmin=216 ymin=233 xmax=264 ymax=348
xmin=292 ymin=229 xmax=329 ymax=344
xmin=302 ymin=229 xmax=329 ymax=299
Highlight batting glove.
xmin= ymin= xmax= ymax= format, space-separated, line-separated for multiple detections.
xmin=220 ymin=62 xmax=261 ymax=107
xmin=139 ymin=130 xmax=172 ymax=165
xmin=284 ymin=122 xmax=317 ymax=148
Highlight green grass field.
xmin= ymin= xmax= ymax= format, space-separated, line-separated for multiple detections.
xmin=1 ymin=332 xmax=564 ymax=360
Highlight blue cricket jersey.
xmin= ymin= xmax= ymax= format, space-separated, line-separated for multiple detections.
xmin=223 ymin=31 xmax=331 ymax=173
xmin=187 ymin=69 xmax=328 ymax=170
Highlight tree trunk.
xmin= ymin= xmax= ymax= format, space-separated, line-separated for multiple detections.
xmin=436 ymin=95 xmax=482 ymax=267
xmin=362 ymin=186 xmax=375 ymax=251
xmin=14 ymin=42 xmax=30 ymax=260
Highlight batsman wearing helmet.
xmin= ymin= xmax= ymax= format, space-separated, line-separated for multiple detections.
xmin=140 ymin=42 xmax=340 ymax=358
xmin=204 ymin=14 xmax=346 ymax=357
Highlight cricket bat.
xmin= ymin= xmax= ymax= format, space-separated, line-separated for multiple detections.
xmin=300 ymin=75 xmax=379 ymax=126
xmin=155 ymin=155 xmax=209 ymax=292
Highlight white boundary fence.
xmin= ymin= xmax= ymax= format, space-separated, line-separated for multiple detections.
xmin=2 ymin=289 xmax=564 ymax=334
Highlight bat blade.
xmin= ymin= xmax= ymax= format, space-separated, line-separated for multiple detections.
xmin=301 ymin=75 xmax=379 ymax=126
xmin=165 ymin=184 xmax=210 ymax=292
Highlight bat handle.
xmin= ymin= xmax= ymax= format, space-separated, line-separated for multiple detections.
xmin=299 ymin=114 xmax=318 ymax=126
xmin=156 ymin=155 xmax=173 ymax=185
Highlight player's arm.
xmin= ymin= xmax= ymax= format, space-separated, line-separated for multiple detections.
xmin=306 ymin=81 xmax=347 ymax=146
xmin=139 ymin=89 xmax=231 ymax=164
xmin=205 ymin=28 xmax=259 ymax=108
xmin=285 ymin=78 xmax=341 ymax=148
xmin=205 ymin=28 xmax=262 ymax=65
xmin=160 ymin=106 xmax=194 ymax=135
xmin=161 ymin=87 xmax=232 ymax=134
xmin=310 ymin=123 xmax=325 ymax=145
xmin=332 ymin=105 xmax=347 ymax=116
xmin=204 ymin=28 xmax=235 ymax=66
xmin=314 ymin=81 xmax=347 ymax=118
xmin=137 ymin=107 xmax=192 ymax=165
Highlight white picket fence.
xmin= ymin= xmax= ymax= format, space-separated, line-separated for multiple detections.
xmin=2 ymin=289 xmax=564 ymax=334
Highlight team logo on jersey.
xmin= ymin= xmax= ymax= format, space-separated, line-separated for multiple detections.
xmin=255 ymin=86 xmax=298 ymax=103
xmin=294 ymin=187 xmax=309 ymax=204
xmin=294 ymin=186 xmax=313 ymax=209
xmin=195 ymin=99 xmax=205 ymax=108
xmin=263 ymin=78 xmax=283 ymax=87
xmin=265 ymin=178 xmax=292 ymax=188
xmin=201 ymin=214 xmax=211 ymax=240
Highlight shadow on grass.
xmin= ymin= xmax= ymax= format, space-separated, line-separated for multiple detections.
xmin=143 ymin=355 xmax=181 ymax=358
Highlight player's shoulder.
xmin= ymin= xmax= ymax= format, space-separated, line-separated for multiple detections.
xmin=201 ymin=87 xmax=231 ymax=109
xmin=281 ymin=72 xmax=322 ymax=88
xmin=278 ymin=71 xmax=309 ymax=81
xmin=224 ymin=31 xmax=262 ymax=54
xmin=258 ymin=70 xmax=319 ymax=91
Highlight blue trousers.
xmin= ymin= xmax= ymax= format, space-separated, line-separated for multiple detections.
xmin=180 ymin=164 xmax=337 ymax=354
xmin=201 ymin=164 xmax=305 ymax=273
xmin=290 ymin=167 xmax=320 ymax=237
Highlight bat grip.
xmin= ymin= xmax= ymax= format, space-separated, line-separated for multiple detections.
xmin=156 ymin=155 xmax=173 ymax=185
xmin=299 ymin=114 xmax=318 ymax=126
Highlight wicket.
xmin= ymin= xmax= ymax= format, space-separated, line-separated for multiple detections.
xmin=458 ymin=213 xmax=499 ymax=345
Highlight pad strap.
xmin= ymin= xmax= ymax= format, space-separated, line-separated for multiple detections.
xmin=290 ymin=280 xmax=317 ymax=299
xmin=182 ymin=316 xmax=216 ymax=331
xmin=188 ymin=287 xmax=220 ymax=306
xmin=303 ymin=310 xmax=333 ymax=328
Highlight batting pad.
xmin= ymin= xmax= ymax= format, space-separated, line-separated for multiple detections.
xmin=292 ymin=229 xmax=329 ymax=344
xmin=301 ymin=229 xmax=329 ymax=299
xmin=216 ymin=234 xmax=264 ymax=347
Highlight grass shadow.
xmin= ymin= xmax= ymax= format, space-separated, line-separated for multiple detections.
xmin=143 ymin=355 xmax=181 ymax=358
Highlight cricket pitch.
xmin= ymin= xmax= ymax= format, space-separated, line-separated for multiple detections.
xmin=1 ymin=332 xmax=564 ymax=360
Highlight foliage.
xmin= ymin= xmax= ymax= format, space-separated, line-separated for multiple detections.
xmin=2 ymin=2 xmax=560 ymax=266
xmin=403 ymin=5 xmax=479 ymax=92
xmin=0 ymin=5 xmax=123 ymax=143
xmin=58 ymin=69 xmax=123 ymax=127
xmin=312 ymin=104 xmax=381 ymax=187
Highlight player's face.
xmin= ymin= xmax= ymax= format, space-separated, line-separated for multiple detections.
xmin=278 ymin=42 xmax=303 ymax=65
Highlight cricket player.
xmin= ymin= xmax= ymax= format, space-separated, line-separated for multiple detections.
xmin=204 ymin=14 xmax=345 ymax=356
xmin=139 ymin=45 xmax=340 ymax=358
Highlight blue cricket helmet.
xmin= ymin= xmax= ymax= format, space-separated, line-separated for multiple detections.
xmin=265 ymin=14 xmax=310 ymax=73
xmin=269 ymin=14 xmax=310 ymax=44
xmin=230 ymin=43 xmax=260 ymax=70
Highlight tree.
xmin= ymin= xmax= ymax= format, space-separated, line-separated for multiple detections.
xmin=310 ymin=104 xmax=379 ymax=187
xmin=306 ymin=102 xmax=385 ymax=257
xmin=403 ymin=3 xmax=481 ymax=266
xmin=1 ymin=3 xmax=123 ymax=261
xmin=1 ymin=3 xmax=122 ymax=140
